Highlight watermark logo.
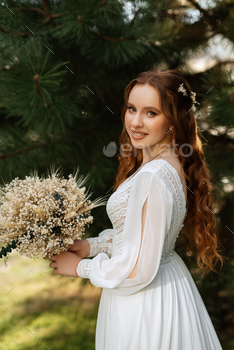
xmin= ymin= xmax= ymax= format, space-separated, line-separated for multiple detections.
xmin=103 ymin=142 xmax=117 ymax=157
xmin=103 ymin=140 xmax=193 ymax=158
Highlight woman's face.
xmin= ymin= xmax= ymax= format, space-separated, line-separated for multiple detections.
xmin=125 ymin=83 xmax=173 ymax=161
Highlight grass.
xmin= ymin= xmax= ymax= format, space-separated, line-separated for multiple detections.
xmin=0 ymin=251 xmax=102 ymax=350
xmin=1 ymin=251 xmax=233 ymax=350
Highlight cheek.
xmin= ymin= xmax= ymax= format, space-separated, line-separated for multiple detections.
xmin=124 ymin=111 xmax=131 ymax=125
xmin=148 ymin=118 xmax=168 ymax=133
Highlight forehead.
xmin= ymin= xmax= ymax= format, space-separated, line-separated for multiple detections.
xmin=128 ymin=84 xmax=161 ymax=108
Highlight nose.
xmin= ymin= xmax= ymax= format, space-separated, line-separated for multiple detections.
xmin=131 ymin=112 xmax=144 ymax=128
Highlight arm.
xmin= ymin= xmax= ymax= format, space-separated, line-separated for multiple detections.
xmin=76 ymin=170 xmax=173 ymax=296
xmin=45 ymin=231 xmax=113 ymax=276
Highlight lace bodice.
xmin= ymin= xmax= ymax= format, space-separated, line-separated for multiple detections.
xmin=106 ymin=159 xmax=187 ymax=261
xmin=77 ymin=159 xmax=188 ymax=295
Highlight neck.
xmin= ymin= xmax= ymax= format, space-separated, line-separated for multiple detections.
xmin=142 ymin=144 xmax=173 ymax=165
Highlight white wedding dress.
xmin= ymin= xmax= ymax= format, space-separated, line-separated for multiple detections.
xmin=77 ymin=159 xmax=223 ymax=350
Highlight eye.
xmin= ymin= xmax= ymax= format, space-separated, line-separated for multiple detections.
xmin=148 ymin=111 xmax=157 ymax=117
xmin=127 ymin=107 xmax=157 ymax=117
xmin=127 ymin=106 xmax=135 ymax=112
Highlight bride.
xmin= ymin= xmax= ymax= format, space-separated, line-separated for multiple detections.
xmin=46 ymin=69 xmax=224 ymax=350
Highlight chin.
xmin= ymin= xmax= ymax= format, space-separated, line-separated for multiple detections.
xmin=133 ymin=143 xmax=147 ymax=150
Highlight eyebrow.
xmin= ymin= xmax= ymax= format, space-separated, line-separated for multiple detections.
xmin=127 ymin=102 xmax=161 ymax=113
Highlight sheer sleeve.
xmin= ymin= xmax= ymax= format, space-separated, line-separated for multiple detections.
xmin=77 ymin=170 xmax=173 ymax=296
xmin=86 ymin=229 xmax=114 ymax=257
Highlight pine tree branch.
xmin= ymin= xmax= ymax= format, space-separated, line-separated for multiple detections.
xmin=77 ymin=15 xmax=123 ymax=42
xmin=14 ymin=6 xmax=45 ymax=14
xmin=5 ymin=0 xmax=46 ymax=15
xmin=194 ymin=60 xmax=234 ymax=77
xmin=189 ymin=0 xmax=220 ymax=31
xmin=212 ymin=60 xmax=234 ymax=70
xmin=0 ymin=12 xmax=63 ymax=37
xmin=0 ymin=27 xmax=27 ymax=37
xmin=130 ymin=6 xmax=142 ymax=27
xmin=90 ymin=0 xmax=108 ymax=11
xmin=33 ymin=74 xmax=44 ymax=103
xmin=1 ymin=1 xmax=116 ymax=38
xmin=98 ymin=0 xmax=108 ymax=7
xmin=42 ymin=0 xmax=51 ymax=19
xmin=228 ymin=91 xmax=234 ymax=109
xmin=0 ymin=141 xmax=54 ymax=161
xmin=5 ymin=0 xmax=17 ymax=6
xmin=0 ymin=129 xmax=96 ymax=161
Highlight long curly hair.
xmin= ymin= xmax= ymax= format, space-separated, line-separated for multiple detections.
xmin=113 ymin=68 xmax=224 ymax=279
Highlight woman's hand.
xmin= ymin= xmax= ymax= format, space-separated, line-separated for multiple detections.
xmin=44 ymin=251 xmax=82 ymax=277
xmin=67 ymin=239 xmax=90 ymax=258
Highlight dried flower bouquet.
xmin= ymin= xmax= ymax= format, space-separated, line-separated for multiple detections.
xmin=0 ymin=166 xmax=107 ymax=262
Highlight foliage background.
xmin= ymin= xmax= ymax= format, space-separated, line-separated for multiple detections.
xmin=0 ymin=0 xmax=234 ymax=349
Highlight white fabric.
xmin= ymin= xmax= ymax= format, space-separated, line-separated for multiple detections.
xmin=77 ymin=159 xmax=223 ymax=350
xmin=86 ymin=229 xmax=113 ymax=257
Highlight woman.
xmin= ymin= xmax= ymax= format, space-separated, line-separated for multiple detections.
xmin=46 ymin=69 xmax=224 ymax=349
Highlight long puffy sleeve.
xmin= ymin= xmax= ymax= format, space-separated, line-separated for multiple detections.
xmin=86 ymin=228 xmax=114 ymax=257
xmin=77 ymin=170 xmax=173 ymax=296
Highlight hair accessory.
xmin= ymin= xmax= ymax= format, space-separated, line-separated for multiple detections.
xmin=178 ymin=83 xmax=188 ymax=96
xmin=178 ymin=83 xmax=199 ymax=107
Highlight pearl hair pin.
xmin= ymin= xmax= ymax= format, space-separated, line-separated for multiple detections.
xmin=178 ymin=83 xmax=199 ymax=108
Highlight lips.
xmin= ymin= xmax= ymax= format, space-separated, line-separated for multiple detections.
xmin=131 ymin=130 xmax=148 ymax=135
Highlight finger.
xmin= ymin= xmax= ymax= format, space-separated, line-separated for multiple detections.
xmin=67 ymin=247 xmax=74 ymax=251
xmin=49 ymin=262 xmax=57 ymax=268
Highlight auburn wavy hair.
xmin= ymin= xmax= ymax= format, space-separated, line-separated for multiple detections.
xmin=113 ymin=68 xmax=224 ymax=279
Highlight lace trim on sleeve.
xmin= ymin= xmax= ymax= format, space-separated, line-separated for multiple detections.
xmin=86 ymin=237 xmax=112 ymax=257
xmin=77 ymin=259 xmax=92 ymax=278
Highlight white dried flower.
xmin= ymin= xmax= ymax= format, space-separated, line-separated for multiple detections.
xmin=178 ymin=83 xmax=188 ymax=96
xmin=64 ymin=238 xmax=74 ymax=245
xmin=41 ymin=229 xmax=48 ymax=234
xmin=67 ymin=211 xmax=76 ymax=218
xmin=178 ymin=83 xmax=200 ymax=108
xmin=71 ymin=195 xmax=77 ymax=203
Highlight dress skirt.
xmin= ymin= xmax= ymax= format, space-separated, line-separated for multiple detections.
xmin=95 ymin=251 xmax=223 ymax=350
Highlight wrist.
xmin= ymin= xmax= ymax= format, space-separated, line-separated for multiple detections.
xmin=75 ymin=257 xmax=82 ymax=277
xmin=85 ymin=239 xmax=91 ymax=256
